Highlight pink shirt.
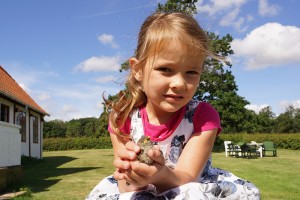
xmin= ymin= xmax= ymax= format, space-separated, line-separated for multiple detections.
xmin=109 ymin=101 xmax=222 ymax=142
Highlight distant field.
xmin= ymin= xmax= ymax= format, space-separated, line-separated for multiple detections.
xmin=14 ymin=149 xmax=300 ymax=200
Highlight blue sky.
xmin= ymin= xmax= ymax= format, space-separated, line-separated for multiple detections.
xmin=1 ymin=0 xmax=299 ymax=121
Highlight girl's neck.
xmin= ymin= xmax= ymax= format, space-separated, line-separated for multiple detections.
xmin=145 ymin=104 xmax=177 ymax=125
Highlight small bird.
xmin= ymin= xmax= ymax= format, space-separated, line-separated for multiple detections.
xmin=137 ymin=136 xmax=155 ymax=165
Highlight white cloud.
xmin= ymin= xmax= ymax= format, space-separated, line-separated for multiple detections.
xmin=197 ymin=0 xmax=247 ymax=16
xmin=8 ymin=66 xmax=60 ymax=96
xmin=219 ymin=7 xmax=247 ymax=32
xmin=37 ymin=92 xmax=51 ymax=101
xmin=196 ymin=0 xmax=248 ymax=32
xmin=98 ymin=33 xmax=119 ymax=49
xmin=75 ymin=56 xmax=122 ymax=72
xmin=219 ymin=7 xmax=239 ymax=26
xmin=293 ymin=100 xmax=300 ymax=108
xmin=18 ymin=83 xmax=31 ymax=93
xmin=62 ymin=104 xmax=80 ymax=113
xmin=258 ymin=0 xmax=280 ymax=16
xmin=95 ymin=75 xmax=116 ymax=83
xmin=5 ymin=63 xmax=123 ymax=122
xmin=231 ymin=23 xmax=300 ymax=70
xmin=42 ymin=83 xmax=123 ymax=121
xmin=247 ymin=15 xmax=254 ymax=22
xmin=97 ymin=101 xmax=104 ymax=109
xmin=245 ymin=104 xmax=269 ymax=114
xmin=280 ymin=100 xmax=300 ymax=110
xmin=54 ymin=87 xmax=91 ymax=99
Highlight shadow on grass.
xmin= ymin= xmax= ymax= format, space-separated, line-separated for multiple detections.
xmin=102 ymin=154 xmax=114 ymax=157
xmin=20 ymin=156 xmax=101 ymax=193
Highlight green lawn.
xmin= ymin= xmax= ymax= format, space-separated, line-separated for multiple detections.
xmin=13 ymin=149 xmax=300 ymax=200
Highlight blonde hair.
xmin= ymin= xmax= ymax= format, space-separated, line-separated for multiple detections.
xmin=106 ymin=12 xmax=210 ymax=138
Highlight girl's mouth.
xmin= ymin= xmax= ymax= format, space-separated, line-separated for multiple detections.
xmin=164 ymin=94 xmax=184 ymax=101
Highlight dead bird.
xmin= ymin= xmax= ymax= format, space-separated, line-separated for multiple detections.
xmin=137 ymin=136 xmax=155 ymax=165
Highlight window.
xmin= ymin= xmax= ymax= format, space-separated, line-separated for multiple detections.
xmin=17 ymin=111 xmax=26 ymax=142
xmin=32 ymin=116 xmax=38 ymax=143
xmin=0 ymin=104 xmax=9 ymax=122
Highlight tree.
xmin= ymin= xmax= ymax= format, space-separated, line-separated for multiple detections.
xmin=99 ymin=108 xmax=109 ymax=137
xmin=157 ymin=0 xmax=198 ymax=15
xmin=275 ymin=105 xmax=300 ymax=133
xmin=44 ymin=119 xmax=67 ymax=138
xmin=256 ymin=106 xmax=276 ymax=133
xmin=294 ymin=108 xmax=300 ymax=132
xmin=66 ymin=120 xmax=82 ymax=137
xmin=82 ymin=118 xmax=101 ymax=137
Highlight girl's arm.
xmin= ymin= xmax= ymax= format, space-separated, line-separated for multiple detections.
xmin=154 ymin=129 xmax=217 ymax=192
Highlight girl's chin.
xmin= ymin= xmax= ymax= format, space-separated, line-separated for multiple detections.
xmin=159 ymin=103 xmax=183 ymax=113
xmin=147 ymin=100 xmax=185 ymax=113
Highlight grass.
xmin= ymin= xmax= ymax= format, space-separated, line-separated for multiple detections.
xmin=11 ymin=149 xmax=114 ymax=200
xmin=10 ymin=149 xmax=300 ymax=200
xmin=212 ymin=150 xmax=300 ymax=200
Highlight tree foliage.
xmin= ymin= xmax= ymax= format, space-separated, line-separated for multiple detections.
xmin=44 ymin=117 xmax=106 ymax=138
xmin=256 ymin=106 xmax=276 ymax=133
xmin=157 ymin=0 xmax=198 ymax=15
xmin=275 ymin=105 xmax=300 ymax=133
xmin=98 ymin=108 xmax=110 ymax=137
xmin=44 ymin=119 xmax=67 ymax=138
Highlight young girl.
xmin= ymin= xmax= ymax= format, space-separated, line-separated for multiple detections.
xmin=86 ymin=12 xmax=260 ymax=200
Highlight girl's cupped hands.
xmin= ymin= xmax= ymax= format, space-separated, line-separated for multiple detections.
xmin=113 ymin=140 xmax=166 ymax=188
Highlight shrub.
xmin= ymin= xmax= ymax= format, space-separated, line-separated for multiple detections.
xmin=44 ymin=134 xmax=300 ymax=151
xmin=218 ymin=133 xmax=300 ymax=150
xmin=43 ymin=137 xmax=112 ymax=151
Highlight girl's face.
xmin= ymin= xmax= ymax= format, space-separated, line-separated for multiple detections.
xmin=133 ymin=40 xmax=206 ymax=122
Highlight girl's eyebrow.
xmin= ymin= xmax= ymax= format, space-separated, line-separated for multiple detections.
xmin=193 ymin=65 xmax=202 ymax=69
xmin=155 ymin=60 xmax=176 ymax=66
xmin=186 ymin=65 xmax=202 ymax=70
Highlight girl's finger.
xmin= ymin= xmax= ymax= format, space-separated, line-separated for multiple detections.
xmin=113 ymin=158 xmax=131 ymax=170
xmin=125 ymin=141 xmax=140 ymax=153
xmin=147 ymin=146 xmax=165 ymax=165
xmin=123 ymin=167 xmax=147 ymax=187
xmin=113 ymin=169 xmax=125 ymax=181
xmin=130 ymin=160 xmax=156 ymax=177
xmin=117 ymin=148 xmax=137 ymax=160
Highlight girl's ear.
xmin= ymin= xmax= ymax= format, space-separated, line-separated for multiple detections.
xmin=129 ymin=57 xmax=142 ymax=81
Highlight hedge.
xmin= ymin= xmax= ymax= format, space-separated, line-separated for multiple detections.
xmin=43 ymin=137 xmax=112 ymax=151
xmin=218 ymin=133 xmax=300 ymax=150
xmin=43 ymin=134 xmax=300 ymax=151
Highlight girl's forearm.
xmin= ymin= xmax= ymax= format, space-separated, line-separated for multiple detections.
xmin=152 ymin=166 xmax=197 ymax=194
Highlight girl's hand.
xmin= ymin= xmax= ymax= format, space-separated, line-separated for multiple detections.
xmin=122 ymin=145 xmax=166 ymax=188
xmin=113 ymin=141 xmax=140 ymax=180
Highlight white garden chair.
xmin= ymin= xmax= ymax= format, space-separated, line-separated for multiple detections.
xmin=224 ymin=141 xmax=234 ymax=157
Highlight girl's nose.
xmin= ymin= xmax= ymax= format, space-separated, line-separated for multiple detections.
xmin=170 ymin=73 xmax=187 ymax=90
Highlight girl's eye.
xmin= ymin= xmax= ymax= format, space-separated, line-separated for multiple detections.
xmin=187 ymin=71 xmax=199 ymax=75
xmin=157 ymin=67 xmax=171 ymax=72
